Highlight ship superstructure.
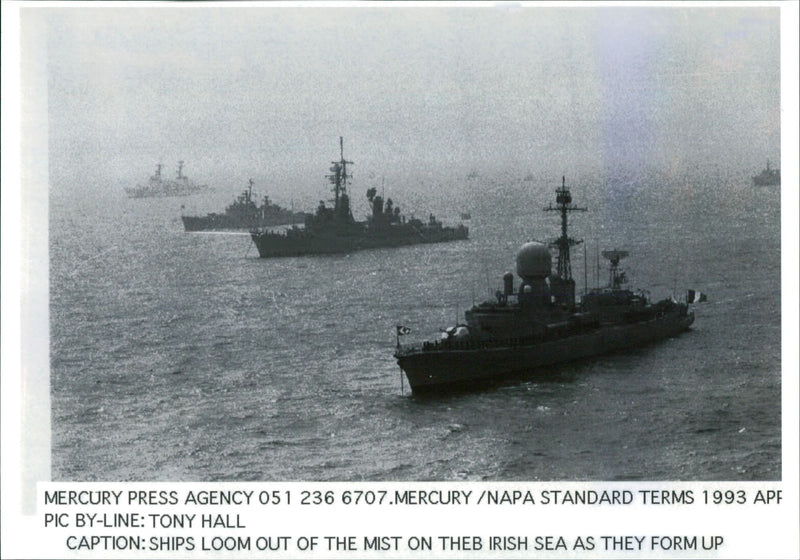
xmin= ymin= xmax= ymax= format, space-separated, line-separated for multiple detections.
xmin=752 ymin=159 xmax=780 ymax=186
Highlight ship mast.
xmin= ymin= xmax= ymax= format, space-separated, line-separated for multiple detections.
xmin=601 ymin=250 xmax=629 ymax=290
xmin=177 ymin=161 xmax=185 ymax=180
xmin=327 ymin=136 xmax=353 ymax=211
xmin=544 ymin=176 xmax=586 ymax=281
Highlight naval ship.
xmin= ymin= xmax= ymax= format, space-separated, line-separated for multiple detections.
xmin=250 ymin=138 xmax=469 ymax=258
xmin=125 ymin=161 xmax=210 ymax=198
xmin=395 ymin=177 xmax=697 ymax=394
xmin=182 ymin=179 xmax=307 ymax=231
xmin=752 ymin=159 xmax=780 ymax=186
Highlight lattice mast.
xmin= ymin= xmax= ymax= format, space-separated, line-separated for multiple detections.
xmin=246 ymin=178 xmax=254 ymax=204
xmin=327 ymin=136 xmax=353 ymax=210
xmin=544 ymin=176 xmax=586 ymax=281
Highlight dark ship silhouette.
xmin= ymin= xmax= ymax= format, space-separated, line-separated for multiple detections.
xmin=182 ymin=179 xmax=307 ymax=232
xmin=250 ymin=138 xmax=469 ymax=258
xmin=752 ymin=159 xmax=780 ymax=186
xmin=395 ymin=177 xmax=696 ymax=394
xmin=125 ymin=161 xmax=210 ymax=198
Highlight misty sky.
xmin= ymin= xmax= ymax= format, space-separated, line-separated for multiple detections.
xmin=36 ymin=5 xmax=781 ymax=199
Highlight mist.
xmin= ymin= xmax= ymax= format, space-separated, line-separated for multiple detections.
xmin=38 ymin=6 xmax=780 ymax=205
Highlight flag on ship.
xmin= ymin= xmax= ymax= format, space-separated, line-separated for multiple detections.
xmin=396 ymin=325 xmax=412 ymax=335
xmin=687 ymin=290 xmax=707 ymax=303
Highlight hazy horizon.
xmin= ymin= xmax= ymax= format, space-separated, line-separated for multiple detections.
xmin=36 ymin=5 xmax=781 ymax=202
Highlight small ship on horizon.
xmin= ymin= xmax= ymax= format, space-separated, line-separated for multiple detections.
xmin=752 ymin=159 xmax=780 ymax=186
xmin=182 ymin=179 xmax=308 ymax=232
xmin=249 ymin=138 xmax=468 ymax=258
xmin=395 ymin=177 xmax=698 ymax=394
xmin=125 ymin=161 xmax=211 ymax=198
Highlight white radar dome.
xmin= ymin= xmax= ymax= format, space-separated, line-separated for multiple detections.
xmin=516 ymin=242 xmax=551 ymax=280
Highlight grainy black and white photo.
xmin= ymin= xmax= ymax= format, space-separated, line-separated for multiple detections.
xmin=39 ymin=4 xmax=783 ymax=483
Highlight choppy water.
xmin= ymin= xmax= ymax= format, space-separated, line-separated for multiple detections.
xmin=51 ymin=172 xmax=781 ymax=481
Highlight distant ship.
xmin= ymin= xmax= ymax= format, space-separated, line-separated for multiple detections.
xmin=182 ymin=179 xmax=308 ymax=232
xmin=125 ymin=161 xmax=210 ymax=198
xmin=752 ymin=159 xmax=780 ymax=186
xmin=460 ymin=212 xmax=472 ymax=220
xmin=395 ymin=177 xmax=697 ymax=394
xmin=250 ymin=138 xmax=469 ymax=258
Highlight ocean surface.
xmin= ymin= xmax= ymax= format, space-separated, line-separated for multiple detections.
xmin=50 ymin=172 xmax=781 ymax=481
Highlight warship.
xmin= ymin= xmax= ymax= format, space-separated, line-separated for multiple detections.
xmin=250 ymin=138 xmax=469 ymax=258
xmin=752 ymin=159 xmax=780 ymax=186
xmin=125 ymin=161 xmax=210 ymax=198
xmin=182 ymin=179 xmax=307 ymax=231
xmin=395 ymin=177 xmax=697 ymax=394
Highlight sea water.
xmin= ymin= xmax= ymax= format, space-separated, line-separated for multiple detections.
xmin=50 ymin=172 xmax=781 ymax=481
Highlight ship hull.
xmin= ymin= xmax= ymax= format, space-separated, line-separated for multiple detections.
xmin=396 ymin=311 xmax=694 ymax=393
xmin=182 ymin=214 xmax=306 ymax=232
xmin=125 ymin=184 xmax=210 ymax=199
xmin=752 ymin=176 xmax=780 ymax=187
xmin=250 ymin=226 xmax=468 ymax=257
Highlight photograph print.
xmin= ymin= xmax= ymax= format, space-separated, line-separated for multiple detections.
xmin=35 ymin=4 xmax=783 ymax=482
